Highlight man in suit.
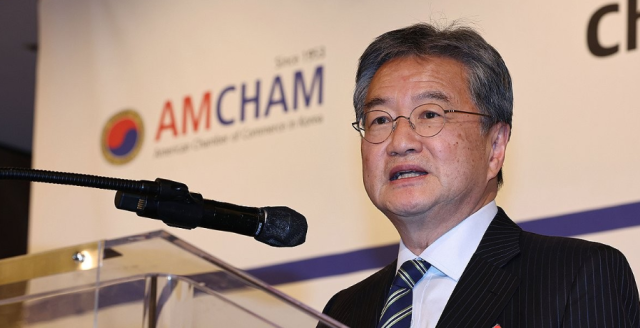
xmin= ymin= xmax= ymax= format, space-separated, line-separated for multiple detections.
xmin=321 ymin=23 xmax=640 ymax=327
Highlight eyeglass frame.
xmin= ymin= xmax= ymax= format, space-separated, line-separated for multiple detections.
xmin=351 ymin=103 xmax=494 ymax=144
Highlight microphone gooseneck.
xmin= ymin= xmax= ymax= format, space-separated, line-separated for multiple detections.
xmin=0 ymin=167 xmax=158 ymax=193
xmin=1 ymin=168 xmax=308 ymax=247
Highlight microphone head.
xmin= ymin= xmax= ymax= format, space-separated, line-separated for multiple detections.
xmin=255 ymin=206 xmax=307 ymax=247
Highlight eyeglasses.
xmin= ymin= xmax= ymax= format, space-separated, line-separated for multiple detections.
xmin=352 ymin=103 xmax=492 ymax=144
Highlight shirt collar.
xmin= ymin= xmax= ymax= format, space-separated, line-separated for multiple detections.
xmin=397 ymin=201 xmax=497 ymax=281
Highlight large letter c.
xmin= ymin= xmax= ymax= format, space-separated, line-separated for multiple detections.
xmin=587 ymin=4 xmax=620 ymax=57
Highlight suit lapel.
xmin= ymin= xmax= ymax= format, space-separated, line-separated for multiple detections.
xmin=369 ymin=260 xmax=396 ymax=326
xmin=331 ymin=260 xmax=397 ymax=328
xmin=436 ymin=209 xmax=522 ymax=328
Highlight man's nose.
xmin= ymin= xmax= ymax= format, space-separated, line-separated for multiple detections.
xmin=387 ymin=117 xmax=422 ymax=155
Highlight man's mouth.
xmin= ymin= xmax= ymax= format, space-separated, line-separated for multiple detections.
xmin=390 ymin=170 xmax=428 ymax=181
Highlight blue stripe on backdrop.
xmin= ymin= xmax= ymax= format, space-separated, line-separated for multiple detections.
xmin=518 ymin=201 xmax=640 ymax=237
xmin=247 ymin=201 xmax=640 ymax=286
xmin=246 ymin=242 xmax=399 ymax=285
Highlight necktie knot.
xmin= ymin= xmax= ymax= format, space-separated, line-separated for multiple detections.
xmin=393 ymin=259 xmax=430 ymax=289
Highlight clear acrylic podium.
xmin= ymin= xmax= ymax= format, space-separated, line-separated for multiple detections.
xmin=0 ymin=230 xmax=346 ymax=327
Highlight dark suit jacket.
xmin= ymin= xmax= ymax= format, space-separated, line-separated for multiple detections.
xmin=321 ymin=208 xmax=640 ymax=327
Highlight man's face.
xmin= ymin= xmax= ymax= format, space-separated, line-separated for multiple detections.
xmin=361 ymin=56 xmax=500 ymax=224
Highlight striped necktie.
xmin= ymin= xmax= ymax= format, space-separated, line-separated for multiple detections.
xmin=377 ymin=259 xmax=430 ymax=328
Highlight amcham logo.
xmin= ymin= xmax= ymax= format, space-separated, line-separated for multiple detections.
xmin=101 ymin=110 xmax=144 ymax=165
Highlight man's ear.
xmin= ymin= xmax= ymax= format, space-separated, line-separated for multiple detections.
xmin=487 ymin=122 xmax=510 ymax=180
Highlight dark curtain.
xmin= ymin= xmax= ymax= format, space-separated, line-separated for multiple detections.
xmin=0 ymin=145 xmax=31 ymax=259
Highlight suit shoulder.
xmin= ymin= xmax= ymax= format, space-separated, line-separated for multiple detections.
xmin=519 ymin=231 xmax=630 ymax=265
xmin=521 ymin=230 xmax=616 ymax=250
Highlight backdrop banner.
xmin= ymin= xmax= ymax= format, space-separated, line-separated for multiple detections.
xmin=33 ymin=0 xmax=640 ymax=309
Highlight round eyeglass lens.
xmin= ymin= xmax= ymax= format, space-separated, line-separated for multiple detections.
xmin=361 ymin=110 xmax=393 ymax=143
xmin=410 ymin=103 xmax=446 ymax=138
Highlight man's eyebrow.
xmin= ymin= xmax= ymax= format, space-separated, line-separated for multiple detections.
xmin=363 ymin=91 xmax=450 ymax=110
xmin=363 ymin=97 xmax=388 ymax=110
xmin=413 ymin=91 xmax=450 ymax=103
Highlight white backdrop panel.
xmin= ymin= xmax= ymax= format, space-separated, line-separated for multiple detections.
xmin=32 ymin=0 xmax=640 ymax=310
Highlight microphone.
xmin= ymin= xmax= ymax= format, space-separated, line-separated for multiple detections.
xmin=114 ymin=178 xmax=307 ymax=247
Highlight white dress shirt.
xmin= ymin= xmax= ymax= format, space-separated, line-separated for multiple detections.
xmin=395 ymin=201 xmax=497 ymax=328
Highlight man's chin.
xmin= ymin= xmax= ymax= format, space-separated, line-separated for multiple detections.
xmin=382 ymin=201 xmax=435 ymax=220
